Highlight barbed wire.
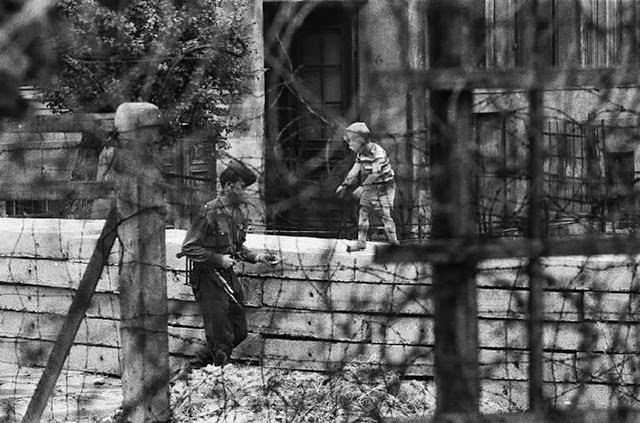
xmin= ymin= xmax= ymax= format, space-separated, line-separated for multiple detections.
xmin=4 ymin=214 xmax=640 ymax=421
xmin=5 ymin=0 xmax=640 ymax=422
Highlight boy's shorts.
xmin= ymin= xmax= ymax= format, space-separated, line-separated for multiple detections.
xmin=360 ymin=180 xmax=396 ymax=215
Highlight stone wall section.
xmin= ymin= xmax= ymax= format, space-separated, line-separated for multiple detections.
xmin=1 ymin=218 xmax=639 ymax=407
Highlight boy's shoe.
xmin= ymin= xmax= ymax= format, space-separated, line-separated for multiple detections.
xmin=346 ymin=241 xmax=367 ymax=252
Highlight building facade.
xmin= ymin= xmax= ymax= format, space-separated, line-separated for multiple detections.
xmin=478 ymin=0 xmax=640 ymax=235
xmin=4 ymin=0 xmax=640 ymax=239
xmin=225 ymin=0 xmax=640 ymax=239
xmin=228 ymin=0 xmax=429 ymax=240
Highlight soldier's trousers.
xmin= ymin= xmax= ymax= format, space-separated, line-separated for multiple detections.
xmin=189 ymin=263 xmax=248 ymax=366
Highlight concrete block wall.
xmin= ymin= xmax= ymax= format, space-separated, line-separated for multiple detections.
xmin=2 ymin=218 xmax=640 ymax=408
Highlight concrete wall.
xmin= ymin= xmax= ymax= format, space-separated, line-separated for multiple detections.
xmin=2 ymin=218 xmax=640 ymax=408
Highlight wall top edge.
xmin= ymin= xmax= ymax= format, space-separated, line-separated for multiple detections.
xmin=263 ymin=0 xmax=367 ymax=3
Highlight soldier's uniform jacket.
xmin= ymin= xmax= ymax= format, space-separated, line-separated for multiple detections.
xmin=181 ymin=197 xmax=259 ymax=266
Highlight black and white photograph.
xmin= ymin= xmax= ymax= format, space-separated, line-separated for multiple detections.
xmin=2 ymin=0 xmax=640 ymax=422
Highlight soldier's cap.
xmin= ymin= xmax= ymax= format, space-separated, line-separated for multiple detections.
xmin=345 ymin=122 xmax=370 ymax=135
xmin=220 ymin=158 xmax=257 ymax=187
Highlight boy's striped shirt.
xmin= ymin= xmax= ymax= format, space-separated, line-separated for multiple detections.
xmin=357 ymin=142 xmax=394 ymax=184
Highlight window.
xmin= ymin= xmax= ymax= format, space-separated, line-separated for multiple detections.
xmin=475 ymin=112 xmax=528 ymax=236
xmin=484 ymin=0 xmax=640 ymax=68
xmin=264 ymin=3 xmax=358 ymax=237
xmin=604 ymin=150 xmax=636 ymax=222
xmin=4 ymin=200 xmax=63 ymax=217
xmin=580 ymin=0 xmax=639 ymax=66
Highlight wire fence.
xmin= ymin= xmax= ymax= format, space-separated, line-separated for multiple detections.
xmin=4 ymin=0 xmax=640 ymax=422
xmin=3 ymin=217 xmax=640 ymax=421
xmin=5 ymin=116 xmax=640 ymax=242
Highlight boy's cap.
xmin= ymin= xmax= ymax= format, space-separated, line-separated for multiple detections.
xmin=221 ymin=159 xmax=257 ymax=187
xmin=345 ymin=122 xmax=370 ymax=134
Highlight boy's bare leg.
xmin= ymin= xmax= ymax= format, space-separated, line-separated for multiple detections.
xmin=381 ymin=210 xmax=399 ymax=245
xmin=347 ymin=208 xmax=369 ymax=252
xmin=381 ymin=183 xmax=399 ymax=245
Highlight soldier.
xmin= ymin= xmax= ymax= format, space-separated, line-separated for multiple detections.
xmin=176 ymin=159 xmax=280 ymax=377
xmin=336 ymin=122 xmax=399 ymax=252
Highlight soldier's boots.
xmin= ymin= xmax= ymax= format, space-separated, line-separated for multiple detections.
xmin=212 ymin=350 xmax=228 ymax=367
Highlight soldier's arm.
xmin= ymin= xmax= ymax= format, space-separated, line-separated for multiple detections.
xmin=236 ymin=218 xmax=280 ymax=265
xmin=237 ymin=243 xmax=259 ymax=263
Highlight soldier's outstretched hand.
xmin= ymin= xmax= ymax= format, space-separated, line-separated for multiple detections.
xmin=257 ymin=252 xmax=281 ymax=266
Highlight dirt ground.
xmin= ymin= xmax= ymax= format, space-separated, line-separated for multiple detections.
xmin=0 ymin=365 xmax=122 ymax=422
xmin=2 ymin=360 xmax=534 ymax=422
xmin=0 ymin=361 xmax=438 ymax=423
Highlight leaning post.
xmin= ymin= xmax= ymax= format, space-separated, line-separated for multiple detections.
xmin=113 ymin=102 xmax=170 ymax=422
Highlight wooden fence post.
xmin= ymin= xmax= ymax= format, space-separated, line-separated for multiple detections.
xmin=427 ymin=0 xmax=483 ymax=419
xmin=522 ymin=0 xmax=547 ymax=414
xmin=113 ymin=102 xmax=170 ymax=422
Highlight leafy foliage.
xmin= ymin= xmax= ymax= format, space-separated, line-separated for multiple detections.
xmin=0 ymin=0 xmax=58 ymax=118
xmin=41 ymin=0 xmax=253 ymax=144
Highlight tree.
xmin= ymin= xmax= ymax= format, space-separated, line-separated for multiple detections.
xmin=0 ymin=0 xmax=59 ymax=119
xmin=41 ymin=0 xmax=253 ymax=145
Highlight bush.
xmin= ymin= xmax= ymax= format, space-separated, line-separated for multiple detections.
xmin=41 ymin=0 xmax=253 ymax=146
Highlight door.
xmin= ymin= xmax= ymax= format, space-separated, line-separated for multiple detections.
xmin=264 ymin=3 xmax=358 ymax=237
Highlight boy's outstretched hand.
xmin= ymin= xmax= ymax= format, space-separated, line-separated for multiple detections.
xmin=335 ymin=183 xmax=347 ymax=198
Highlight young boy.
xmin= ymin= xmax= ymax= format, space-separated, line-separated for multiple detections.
xmin=336 ymin=122 xmax=399 ymax=252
